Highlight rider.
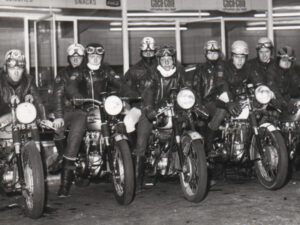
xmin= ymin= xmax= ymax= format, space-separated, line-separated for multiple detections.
xmin=53 ymin=43 xmax=88 ymax=198
xmin=133 ymin=45 xmax=187 ymax=190
xmin=0 ymin=49 xmax=49 ymax=129
xmin=124 ymin=37 xmax=157 ymax=145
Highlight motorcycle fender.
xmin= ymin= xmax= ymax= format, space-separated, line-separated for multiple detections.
xmin=259 ymin=123 xmax=279 ymax=132
xmin=186 ymin=131 xmax=203 ymax=141
xmin=114 ymin=133 xmax=128 ymax=142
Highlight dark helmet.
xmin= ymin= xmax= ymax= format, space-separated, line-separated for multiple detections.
xmin=86 ymin=43 xmax=105 ymax=55
xmin=277 ymin=46 xmax=296 ymax=62
xmin=156 ymin=45 xmax=176 ymax=65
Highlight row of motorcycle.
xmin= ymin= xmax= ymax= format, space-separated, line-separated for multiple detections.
xmin=0 ymin=83 xmax=299 ymax=219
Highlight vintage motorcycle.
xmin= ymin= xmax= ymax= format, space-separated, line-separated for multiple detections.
xmin=144 ymin=88 xmax=208 ymax=202
xmin=279 ymin=98 xmax=300 ymax=165
xmin=208 ymin=84 xmax=288 ymax=190
xmin=71 ymin=94 xmax=135 ymax=205
xmin=0 ymin=100 xmax=45 ymax=218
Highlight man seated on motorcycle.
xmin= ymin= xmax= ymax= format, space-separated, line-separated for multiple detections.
xmin=191 ymin=40 xmax=228 ymax=153
xmin=272 ymin=46 xmax=300 ymax=114
xmin=52 ymin=43 xmax=88 ymax=198
xmin=124 ymin=37 xmax=157 ymax=146
xmin=0 ymin=49 xmax=48 ymax=126
xmin=133 ymin=45 xmax=187 ymax=190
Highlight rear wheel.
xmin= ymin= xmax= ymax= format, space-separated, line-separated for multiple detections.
xmin=251 ymin=129 xmax=288 ymax=190
xmin=112 ymin=140 xmax=134 ymax=205
xmin=22 ymin=141 xmax=45 ymax=219
xmin=179 ymin=136 xmax=207 ymax=202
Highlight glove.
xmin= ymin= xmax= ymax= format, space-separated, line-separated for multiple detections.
xmin=53 ymin=118 xmax=65 ymax=129
xmin=287 ymin=102 xmax=298 ymax=115
xmin=270 ymin=98 xmax=282 ymax=111
xmin=10 ymin=95 xmax=20 ymax=105
xmin=24 ymin=94 xmax=34 ymax=103
xmin=194 ymin=104 xmax=209 ymax=120
xmin=146 ymin=108 xmax=157 ymax=121
xmin=226 ymin=102 xmax=242 ymax=117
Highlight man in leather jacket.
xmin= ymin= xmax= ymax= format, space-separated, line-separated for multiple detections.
xmin=52 ymin=43 xmax=88 ymax=197
xmin=132 ymin=45 xmax=187 ymax=190
xmin=0 ymin=49 xmax=48 ymax=125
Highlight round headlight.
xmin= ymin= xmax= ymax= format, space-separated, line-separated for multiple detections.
xmin=104 ymin=95 xmax=123 ymax=116
xmin=16 ymin=102 xmax=37 ymax=124
xmin=255 ymin=85 xmax=274 ymax=104
xmin=176 ymin=89 xmax=195 ymax=109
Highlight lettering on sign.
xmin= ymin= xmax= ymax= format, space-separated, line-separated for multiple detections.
xmin=5 ymin=0 xmax=33 ymax=2
xmin=74 ymin=0 xmax=96 ymax=5
xmin=151 ymin=0 xmax=175 ymax=11
xmin=223 ymin=0 xmax=247 ymax=11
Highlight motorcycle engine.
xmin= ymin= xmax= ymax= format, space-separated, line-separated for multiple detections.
xmin=230 ymin=122 xmax=249 ymax=162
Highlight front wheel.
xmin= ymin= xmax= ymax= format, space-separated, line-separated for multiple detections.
xmin=22 ymin=141 xmax=45 ymax=218
xmin=112 ymin=140 xmax=134 ymax=205
xmin=251 ymin=129 xmax=288 ymax=190
xmin=179 ymin=137 xmax=207 ymax=202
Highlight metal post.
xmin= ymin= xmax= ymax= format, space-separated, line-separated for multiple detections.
xmin=175 ymin=20 xmax=182 ymax=63
xmin=267 ymin=0 xmax=274 ymax=43
xmin=73 ymin=19 xmax=78 ymax=43
xmin=24 ymin=17 xmax=30 ymax=74
xmin=220 ymin=17 xmax=226 ymax=58
xmin=122 ymin=0 xmax=129 ymax=74
xmin=34 ymin=21 xmax=39 ymax=87
xmin=52 ymin=15 xmax=57 ymax=78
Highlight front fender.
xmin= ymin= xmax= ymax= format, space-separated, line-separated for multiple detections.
xmin=114 ymin=133 xmax=128 ymax=142
xmin=185 ymin=131 xmax=204 ymax=141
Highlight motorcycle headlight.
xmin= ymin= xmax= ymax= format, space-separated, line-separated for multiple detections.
xmin=176 ymin=89 xmax=195 ymax=109
xmin=104 ymin=95 xmax=123 ymax=116
xmin=16 ymin=102 xmax=37 ymax=124
xmin=255 ymin=85 xmax=274 ymax=104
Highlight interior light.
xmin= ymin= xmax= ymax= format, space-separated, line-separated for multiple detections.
xmin=110 ymin=21 xmax=176 ymax=26
xmin=127 ymin=12 xmax=210 ymax=17
xmin=246 ymin=25 xmax=300 ymax=31
xmin=255 ymin=12 xmax=300 ymax=17
xmin=110 ymin=27 xmax=188 ymax=31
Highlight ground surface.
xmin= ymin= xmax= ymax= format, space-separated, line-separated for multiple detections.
xmin=0 ymin=172 xmax=300 ymax=225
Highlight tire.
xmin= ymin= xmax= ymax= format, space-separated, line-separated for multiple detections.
xmin=112 ymin=140 xmax=135 ymax=205
xmin=179 ymin=137 xmax=207 ymax=202
xmin=22 ymin=141 xmax=45 ymax=219
xmin=251 ymin=130 xmax=288 ymax=190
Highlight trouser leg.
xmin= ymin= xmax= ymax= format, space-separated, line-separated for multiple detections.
xmin=57 ymin=157 xmax=76 ymax=197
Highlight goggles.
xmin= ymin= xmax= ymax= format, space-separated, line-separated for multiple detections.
xmin=140 ymin=42 xmax=155 ymax=51
xmin=86 ymin=46 xmax=105 ymax=55
xmin=278 ymin=54 xmax=296 ymax=61
xmin=6 ymin=59 xmax=25 ymax=68
xmin=205 ymin=42 xmax=220 ymax=51
xmin=256 ymin=42 xmax=272 ymax=50
xmin=156 ymin=48 xmax=176 ymax=57
xmin=68 ymin=47 xmax=85 ymax=57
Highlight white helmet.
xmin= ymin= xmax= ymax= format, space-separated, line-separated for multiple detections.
xmin=204 ymin=40 xmax=220 ymax=51
xmin=140 ymin=37 xmax=155 ymax=51
xmin=231 ymin=40 xmax=249 ymax=55
xmin=67 ymin=43 xmax=85 ymax=56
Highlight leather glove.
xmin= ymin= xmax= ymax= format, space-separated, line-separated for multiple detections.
xmin=53 ymin=118 xmax=65 ymax=129
xmin=24 ymin=94 xmax=34 ymax=103
xmin=10 ymin=95 xmax=20 ymax=105
xmin=287 ymin=102 xmax=298 ymax=115
xmin=146 ymin=108 xmax=157 ymax=121
xmin=270 ymin=98 xmax=282 ymax=111
xmin=194 ymin=104 xmax=209 ymax=120
xmin=226 ymin=101 xmax=242 ymax=117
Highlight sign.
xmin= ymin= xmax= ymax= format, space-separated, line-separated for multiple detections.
xmin=223 ymin=0 xmax=246 ymax=11
xmin=151 ymin=0 xmax=176 ymax=11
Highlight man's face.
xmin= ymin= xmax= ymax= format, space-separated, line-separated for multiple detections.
xmin=232 ymin=54 xmax=246 ymax=70
xmin=160 ymin=56 xmax=174 ymax=71
xmin=87 ymin=54 xmax=102 ymax=66
xmin=206 ymin=51 xmax=219 ymax=61
xmin=279 ymin=58 xmax=292 ymax=70
xmin=142 ymin=50 xmax=155 ymax=58
xmin=258 ymin=48 xmax=271 ymax=63
xmin=7 ymin=67 xmax=24 ymax=83
xmin=70 ymin=55 xmax=83 ymax=68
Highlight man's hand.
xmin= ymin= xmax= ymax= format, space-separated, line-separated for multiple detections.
xmin=226 ymin=101 xmax=242 ymax=117
xmin=10 ymin=95 xmax=20 ymax=105
xmin=146 ymin=108 xmax=157 ymax=121
xmin=287 ymin=102 xmax=298 ymax=115
xmin=24 ymin=94 xmax=34 ymax=103
xmin=40 ymin=119 xmax=54 ymax=129
xmin=53 ymin=118 xmax=65 ymax=129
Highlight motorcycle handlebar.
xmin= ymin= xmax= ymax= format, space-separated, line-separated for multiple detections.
xmin=72 ymin=98 xmax=103 ymax=105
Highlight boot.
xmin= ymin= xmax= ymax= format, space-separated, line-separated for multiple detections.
xmin=134 ymin=155 xmax=145 ymax=192
xmin=206 ymin=128 xmax=216 ymax=154
xmin=49 ymin=139 xmax=65 ymax=172
xmin=57 ymin=158 xmax=75 ymax=198
xmin=127 ymin=132 xmax=137 ymax=152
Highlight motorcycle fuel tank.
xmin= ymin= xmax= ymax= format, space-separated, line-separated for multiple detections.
xmin=86 ymin=106 xmax=101 ymax=131
xmin=280 ymin=99 xmax=300 ymax=122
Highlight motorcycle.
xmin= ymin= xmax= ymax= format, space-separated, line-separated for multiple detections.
xmin=279 ymin=98 xmax=300 ymax=165
xmin=71 ymin=94 xmax=135 ymax=205
xmin=208 ymin=84 xmax=288 ymax=190
xmin=0 ymin=100 xmax=45 ymax=218
xmin=144 ymin=88 xmax=208 ymax=202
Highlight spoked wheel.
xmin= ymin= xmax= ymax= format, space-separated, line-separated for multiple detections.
xmin=179 ymin=136 xmax=207 ymax=202
xmin=22 ymin=141 xmax=45 ymax=218
xmin=112 ymin=140 xmax=134 ymax=205
xmin=251 ymin=129 xmax=288 ymax=190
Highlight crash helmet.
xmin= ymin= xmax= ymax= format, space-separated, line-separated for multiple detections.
xmin=277 ymin=46 xmax=296 ymax=62
xmin=256 ymin=37 xmax=273 ymax=50
xmin=67 ymin=43 xmax=85 ymax=57
xmin=231 ymin=40 xmax=249 ymax=55
xmin=86 ymin=43 xmax=105 ymax=56
xmin=204 ymin=40 xmax=220 ymax=52
xmin=140 ymin=37 xmax=156 ymax=51
xmin=4 ymin=49 xmax=26 ymax=85
xmin=156 ymin=45 xmax=176 ymax=58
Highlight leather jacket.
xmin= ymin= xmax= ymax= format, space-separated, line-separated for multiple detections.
xmin=192 ymin=60 xmax=227 ymax=103
xmin=0 ymin=72 xmax=46 ymax=120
